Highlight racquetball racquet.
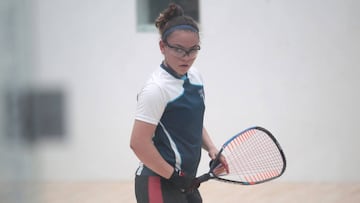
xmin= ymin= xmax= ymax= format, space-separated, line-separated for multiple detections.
xmin=197 ymin=126 xmax=286 ymax=185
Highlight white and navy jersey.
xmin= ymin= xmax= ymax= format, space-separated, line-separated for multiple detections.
xmin=135 ymin=63 xmax=205 ymax=177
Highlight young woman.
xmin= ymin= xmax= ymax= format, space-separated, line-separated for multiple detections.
xmin=130 ymin=3 xmax=227 ymax=203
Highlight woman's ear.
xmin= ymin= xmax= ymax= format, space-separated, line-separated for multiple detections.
xmin=159 ymin=40 xmax=166 ymax=54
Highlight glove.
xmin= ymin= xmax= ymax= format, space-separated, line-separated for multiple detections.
xmin=169 ymin=169 xmax=200 ymax=192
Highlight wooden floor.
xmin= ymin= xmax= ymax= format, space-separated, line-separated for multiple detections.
xmin=1 ymin=181 xmax=360 ymax=203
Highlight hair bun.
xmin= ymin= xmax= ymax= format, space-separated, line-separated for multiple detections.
xmin=155 ymin=3 xmax=199 ymax=39
xmin=155 ymin=3 xmax=184 ymax=30
xmin=166 ymin=3 xmax=184 ymax=18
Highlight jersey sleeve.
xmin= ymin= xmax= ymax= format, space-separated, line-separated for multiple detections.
xmin=135 ymin=82 xmax=167 ymax=125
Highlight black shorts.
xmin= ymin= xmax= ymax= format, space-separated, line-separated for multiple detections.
xmin=135 ymin=175 xmax=202 ymax=203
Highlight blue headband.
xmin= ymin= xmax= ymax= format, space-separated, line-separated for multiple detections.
xmin=162 ymin=25 xmax=198 ymax=41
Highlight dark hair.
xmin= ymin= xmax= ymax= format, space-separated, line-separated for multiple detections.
xmin=155 ymin=3 xmax=199 ymax=41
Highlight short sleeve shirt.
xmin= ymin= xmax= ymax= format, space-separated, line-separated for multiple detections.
xmin=135 ymin=63 xmax=205 ymax=177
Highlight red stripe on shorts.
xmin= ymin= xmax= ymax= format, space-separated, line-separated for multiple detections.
xmin=148 ymin=176 xmax=163 ymax=203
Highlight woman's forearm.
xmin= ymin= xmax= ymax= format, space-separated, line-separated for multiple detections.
xmin=202 ymin=127 xmax=219 ymax=159
xmin=130 ymin=120 xmax=174 ymax=179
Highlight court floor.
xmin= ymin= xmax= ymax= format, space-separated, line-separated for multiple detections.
xmin=1 ymin=181 xmax=360 ymax=203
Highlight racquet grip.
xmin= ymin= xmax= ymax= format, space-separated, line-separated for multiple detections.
xmin=197 ymin=173 xmax=211 ymax=183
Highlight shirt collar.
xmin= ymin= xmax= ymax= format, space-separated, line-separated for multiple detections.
xmin=160 ymin=62 xmax=188 ymax=80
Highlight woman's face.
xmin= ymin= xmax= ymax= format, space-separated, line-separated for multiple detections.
xmin=160 ymin=30 xmax=200 ymax=76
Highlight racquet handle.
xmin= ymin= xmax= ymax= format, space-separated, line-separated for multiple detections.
xmin=196 ymin=173 xmax=212 ymax=183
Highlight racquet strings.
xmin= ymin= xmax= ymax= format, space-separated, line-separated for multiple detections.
xmin=219 ymin=128 xmax=284 ymax=184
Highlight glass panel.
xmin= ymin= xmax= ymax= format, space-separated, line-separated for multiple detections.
xmin=0 ymin=0 xmax=38 ymax=202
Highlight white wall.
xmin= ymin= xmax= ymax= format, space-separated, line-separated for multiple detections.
xmin=32 ymin=0 xmax=360 ymax=182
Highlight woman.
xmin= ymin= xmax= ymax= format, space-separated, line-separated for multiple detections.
xmin=130 ymin=3 xmax=227 ymax=203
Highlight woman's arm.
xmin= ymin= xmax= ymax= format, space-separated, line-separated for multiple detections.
xmin=201 ymin=127 xmax=219 ymax=159
xmin=130 ymin=120 xmax=174 ymax=179
xmin=202 ymin=127 xmax=229 ymax=174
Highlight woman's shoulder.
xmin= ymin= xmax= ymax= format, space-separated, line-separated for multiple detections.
xmin=140 ymin=66 xmax=173 ymax=95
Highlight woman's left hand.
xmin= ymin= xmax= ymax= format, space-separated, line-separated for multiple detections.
xmin=208 ymin=149 xmax=229 ymax=176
